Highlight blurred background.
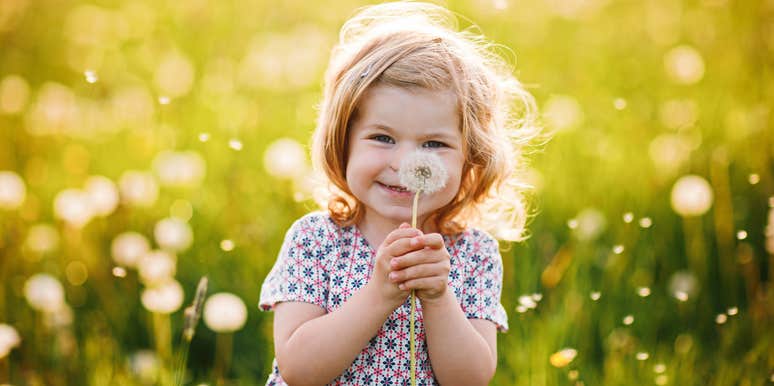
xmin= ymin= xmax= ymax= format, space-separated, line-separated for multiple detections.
xmin=0 ymin=0 xmax=772 ymax=385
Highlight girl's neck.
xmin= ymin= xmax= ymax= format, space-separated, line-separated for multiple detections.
xmin=357 ymin=212 xmax=439 ymax=250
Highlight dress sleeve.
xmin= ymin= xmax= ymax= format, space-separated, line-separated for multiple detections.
xmin=460 ymin=230 xmax=509 ymax=332
xmin=259 ymin=214 xmax=330 ymax=312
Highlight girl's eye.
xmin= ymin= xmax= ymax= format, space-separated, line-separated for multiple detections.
xmin=422 ymin=140 xmax=446 ymax=149
xmin=371 ymin=135 xmax=394 ymax=144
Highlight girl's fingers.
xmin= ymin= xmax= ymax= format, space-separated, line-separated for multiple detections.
xmin=397 ymin=276 xmax=447 ymax=292
xmin=388 ymin=263 xmax=444 ymax=283
xmin=390 ymin=247 xmax=449 ymax=270
xmin=381 ymin=227 xmax=422 ymax=249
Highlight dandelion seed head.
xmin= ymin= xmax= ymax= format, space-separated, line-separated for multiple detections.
xmin=398 ymin=151 xmax=448 ymax=194
xmin=220 ymin=239 xmax=235 ymax=251
xmin=531 ymin=293 xmax=543 ymax=302
xmin=85 ymin=176 xmax=119 ymax=217
xmin=158 ymin=96 xmax=170 ymax=105
xmin=637 ymin=287 xmax=651 ymax=297
xmin=590 ymin=291 xmax=601 ymax=301
xmin=24 ymin=273 xmax=65 ymax=313
xmin=228 ymin=138 xmax=243 ymax=151
xmin=614 ymin=98 xmax=627 ymax=110
xmin=516 ymin=305 xmax=528 ymax=313
xmin=655 ymin=375 xmax=668 ymax=385
xmin=715 ymin=313 xmax=727 ymax=324
xmin=154 ymin=217 xmax=193 ymax=253
xmin=670 ymin=175 xmax=713 ymax=217
xmin=118 ymin=170 xmax=159 ymax=208
xmin=138 ymin=250 xmax=176 ymax=285
xmin=736 ymin=230 xmax=747 ymax=240
xmin=613 ymin=245 xmax=624 ymax=254
xmin=518 ymin=295 xmax=537 ymax=309
xmin=727 ymin=306 xmax=738 ymax=316
xmin=567 ymin=219 xmax=578 ymax=229
xmin=112 ymin=266 xmax=127 ymax=278
xmin=111 ymin=232 xmax=150 ymax=268
xmin=0 ymin=324 xmax=21 ymax=359
xmin=84 ymin=70 xmax=98 ymax=83
xmin=623 ymin=315 xmax=634 ymax=325
xmin=130 ymin=350 xmax=159 ymax=384
xmin=639 ymin=217 xmax=653 ymax=228
xmin=636 ymin=351 xmax=649 ymax=361
xmin=748 ymin=173 xmax=760 ymax=185
xmin=141 ymin=280 xmax=184 ymax=314
xmin=0 ymin=171 xmax=26 ymax=210
xmin=54 ymin=189 xmax=94 ymax=227
xmin=568 ymin=369 xmax=579 ymax=380
xmin=549 ymin=348 xmax=577 ymax=368
xmin=198 ymin=132 xmax=210 ymax=142
xmin=653 ymin=363 xmax=666 ymax=373
xmin=25 ymin=224 xmax=59 ymax=254
xmin=203 ymin=293 xmax=248 ymax=333
xmin=674 ymin=291 xmax=689 ymax=302
xmin=623 ymin=212 xmax=634 ymax=223
xmin=263 ymin=138 xmax=307 ymax=179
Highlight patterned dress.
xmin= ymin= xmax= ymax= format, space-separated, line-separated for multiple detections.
xmin=259 ymin=212 xmax=508 ymax=386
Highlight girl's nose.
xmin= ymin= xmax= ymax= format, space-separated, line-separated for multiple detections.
xmin=389 ymin=145 xmax=416 ymax=171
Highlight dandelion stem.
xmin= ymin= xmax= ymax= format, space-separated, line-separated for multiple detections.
xmin=214 ymin=332 xmax=233 ymax=386
xmin=409 ymin=190 xmax=421 ymax=386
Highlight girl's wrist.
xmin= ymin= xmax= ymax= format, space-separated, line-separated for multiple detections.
xmin=418 ymin=288 xmax=456 ymax=311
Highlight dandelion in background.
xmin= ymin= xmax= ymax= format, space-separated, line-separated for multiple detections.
xmin=198 ymin=132 xmax=210 ymax=142
xmin=637 ymin=287 xmax=651 ymax=297
xmin=623 ymin=315 xmax=634 ymax=325
xmin=158 ymin=96 xmax=171 ymax=105
xmin=220 ymin=239 xmax=235 ymax=251
xmin=138 ymin=250 xmax=177 ymax=286
xmin=668 ymin=270 xmax=698 ymax=302
xmin=54 ymin=188 xmax=94 ymax=227
xmin=0 ymin=324 xmax=21 ymax=359
xmin=130 ymin=350 xmax=160 ymax=385
xmin=590 ymin=291 xmax=601 ymax=301
xmin=549 ymin=348 xmax=577 ymax=368
xmin=613 ymin=245 xmax=624 ymax=254
xmin=726 ymin=307 xmax=738 ymax=316
xmin=398 ymin=150 xmax=447 ymax=386
xmin=111 ymin=232 xmax=151 ymax=268
xmin=153 ymin=151 xmax=206 ymax=188
xmin=24 ymin=273 xmax=66 ymax=313
xmin=24 ymin=224 xmax=60 ymax=254
xmin=112 ymin=267 xmax=127 ymax=278
xmin=119 ymin=170 xmax=160 ymax=208
xmin=84 ymin=176 xmax=119 ymax=217
xmin=84 ymin=70 xmax=98 ymax=83
xmin=154 ymin=217 xmax=193 ymax=253
xmin=141 ymin=279 xmax=184 ymax=384
xmin=228 ymin=138 xmax=243 ymax=151
xmin=622 ymin=212 xmax=634 ymax=223
xmin=204 ymin=293 xmax=248 ymax=385
xmin=670 ymin=175 xmax=713 ymax=217
xmin=736 ymin=230 xmax=747 ymax=240
xmin=639 ymin=217 xmax=653 ymax=228
xmin=0 ymin=171 xmax=25 ymax=210
xmin=263 ymin=137 xmax=307 ymax=179
xmin=636 ymin=352 xmax=650 ymax=361
xmin=715 ymin=314 xmax=727 ymax=324
xmin=571 ymin=208 xmax=606 ymax=241
xmin=748 ymin=173 xmax=759 ymax=185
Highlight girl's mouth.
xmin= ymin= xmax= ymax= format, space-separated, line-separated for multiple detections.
xmin=377 ymin=182 xmax=411 ymax=194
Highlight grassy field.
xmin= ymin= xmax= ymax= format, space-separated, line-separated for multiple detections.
xmin=0 ymin=0 xmax=771 ymax=385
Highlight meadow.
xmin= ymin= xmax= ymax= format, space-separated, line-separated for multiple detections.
xmin=0 ymin=0 xmax=771 ymax=385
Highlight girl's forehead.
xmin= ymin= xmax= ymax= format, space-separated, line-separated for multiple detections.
xmin=352 ymin=84 xmax=460 ymax=134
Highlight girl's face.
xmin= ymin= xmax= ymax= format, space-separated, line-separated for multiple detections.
xmin=346 ymin=84 xmax=464 ymax=232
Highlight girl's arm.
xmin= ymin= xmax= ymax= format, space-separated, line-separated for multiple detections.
xmin=421 ymin=292 xmax=498 ymax=386
xmin=273 ymin=226 xmax=423 ymax=385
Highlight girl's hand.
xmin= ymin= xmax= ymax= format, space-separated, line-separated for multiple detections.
xmin=388 ymin=232 xmax=450 ymax=302
xmin=369 ymin=223 xmax=425 ymax=308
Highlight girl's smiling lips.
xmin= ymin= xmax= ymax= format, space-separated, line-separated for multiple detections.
xmin=376 ymin=181 xmax=413 ymax=197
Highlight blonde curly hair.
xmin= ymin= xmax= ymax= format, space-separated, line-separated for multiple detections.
xmin=312 ymin=1 xmax=541 ymax=241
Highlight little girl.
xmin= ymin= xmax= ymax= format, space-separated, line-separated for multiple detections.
xmin=259 ymin=2 xmax=538 ymax=385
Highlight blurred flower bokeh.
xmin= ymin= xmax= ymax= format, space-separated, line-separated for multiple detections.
xmin=0 ymin=0 xmax=772 ymax=385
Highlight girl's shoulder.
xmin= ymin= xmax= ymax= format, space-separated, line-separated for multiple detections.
xmin=287 ymin=211 xmax=343 ymax=238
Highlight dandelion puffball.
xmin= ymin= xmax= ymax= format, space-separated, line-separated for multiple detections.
xmin=119 ymin=170 xmax=159 ymax=207
xmin=203 ymin=293 xmax=248 ymax=333
xmin=670 ymin=175 xmax=713 ymax=217
xmin=152 ymin=150 xmax=206 ymax=187
xmin=141 ymin=280 xmax=184 ymax=314
xmin=399 ymin=150 xmax=447 ymax=194
xmin=24 ymin=273 xmax=66 ymax=313
xmin=111 ymin=232 xmax=150 ymax=268
xmin=154 ymin=217 xmax=193 ymax=252
xmin=0 ymin=171 xmax=25 ymax=210
xmin=54 ymin=189 xmax=94 ymax=227
xmin=24 ymin=223 xmax=60 ymax=253
xmin=138 ymin=250 xmax=176 ymax=285
xmin=84 ymin=175 xmax=119 ymax=216
xmin=0 ymin=324 xmax=21 ymax=359
xmin=263 ymin=138 xmax=307 ymax=179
